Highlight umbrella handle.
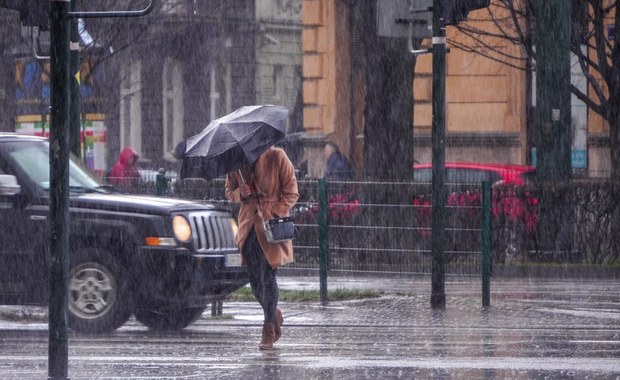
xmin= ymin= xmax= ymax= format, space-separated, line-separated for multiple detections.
xmin=238 ymin=169 xmax=262 ymax=201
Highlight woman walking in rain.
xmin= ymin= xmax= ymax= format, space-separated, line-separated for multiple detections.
xmin=225 ymin=146 xmax=299 ymax=350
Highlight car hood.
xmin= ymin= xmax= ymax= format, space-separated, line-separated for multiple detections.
xmin=69 ymin=192 xmax=216 ymax=215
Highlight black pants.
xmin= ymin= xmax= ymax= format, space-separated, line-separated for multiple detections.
xmin=242 ymin=228 xmax=278 ymax=323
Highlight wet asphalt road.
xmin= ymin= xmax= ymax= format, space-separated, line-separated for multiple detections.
xmin=0 ymin=276 xmax=619 ymax=379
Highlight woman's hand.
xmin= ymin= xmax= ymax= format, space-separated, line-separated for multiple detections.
xmin=239 ymin=183 xmax=253 ymax=198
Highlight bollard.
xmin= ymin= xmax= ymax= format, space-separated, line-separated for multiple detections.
xmin=211 ymin=300 xmax=223 ymax=316
xmin=155 ymin=168 xmax=167 ymax=196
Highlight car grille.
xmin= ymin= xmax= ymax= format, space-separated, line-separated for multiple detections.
xmin=188 ymin=211 xmax=237 ymax=252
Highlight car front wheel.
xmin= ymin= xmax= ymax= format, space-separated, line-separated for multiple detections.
xmin=68 ymin=248 xmax=132 ymax=333
xmin=134 ymin=307 xmax=206 ymax=331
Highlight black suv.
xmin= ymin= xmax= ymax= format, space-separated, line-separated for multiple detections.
xmin=0 ymin=133 xmax=248 ymax=333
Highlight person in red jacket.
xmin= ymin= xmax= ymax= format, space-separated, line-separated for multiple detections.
xmin=108 ymin=147 xmax=140 ymax=189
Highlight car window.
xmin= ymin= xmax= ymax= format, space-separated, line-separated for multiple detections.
xmin=414 ymin=166 xmax=511 ymax=184
xmin=413 ymin=168 xmax=432 ymax=183
xmin=447 ymin=168 xmax=500 ymax=184
xmin=10 ymin=145 xmax=50 ymax=185
xmin=6 ymin=140 xmax=101 ymax=190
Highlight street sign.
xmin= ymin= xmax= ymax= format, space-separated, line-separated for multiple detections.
xmin=376 ymin=0 xmax=432 ymax=39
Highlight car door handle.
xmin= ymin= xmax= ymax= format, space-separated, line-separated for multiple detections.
xmin=30 ymin=215 xmax=47 ymax=220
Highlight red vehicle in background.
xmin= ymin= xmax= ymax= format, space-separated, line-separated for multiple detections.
xmin=293 ymin=162 xmax=538 ymax=263
xmin=412 ymin=162 xmax=536 ymax=186
xmin=412 ymin=162 xmax=538 ymax=261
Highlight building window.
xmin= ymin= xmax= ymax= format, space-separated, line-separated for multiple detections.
xmin=272 ymin=65 xmax=284 ymax=100
xmin=210 ymin=66 xmax=220 ymax=121
xmin=163 ymin=59 xmax=184 ymax=158
xmin=119 ymin=60 xmax=142 ymax=155
xmin=225 ymin=62 xmax=232 ymax=115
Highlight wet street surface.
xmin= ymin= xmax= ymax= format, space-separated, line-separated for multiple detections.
xmin=0 ymin=276 xmax=619 ymax=379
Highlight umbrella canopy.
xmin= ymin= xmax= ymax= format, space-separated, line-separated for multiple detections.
xmin=183 ymin=105 xmax=289 ymax=180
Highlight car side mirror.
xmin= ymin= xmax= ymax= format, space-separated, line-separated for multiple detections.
xmin=0 ymin=174 xmax=21 ymax=196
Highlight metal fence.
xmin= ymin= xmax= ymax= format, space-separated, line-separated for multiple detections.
xmin=168 ymin=177 xmax=492 ymax=276
xmin=290 ymin=179 xmax=491 ymax=276
xmin=125 ymin=173 xmax=620 ymax=274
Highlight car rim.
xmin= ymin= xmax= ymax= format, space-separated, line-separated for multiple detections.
xmin=69 ymin=263 xmax=117 ymax=319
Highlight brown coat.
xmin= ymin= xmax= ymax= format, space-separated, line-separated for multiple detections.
xmin=225 ymin=147 xmax=299 ymax=268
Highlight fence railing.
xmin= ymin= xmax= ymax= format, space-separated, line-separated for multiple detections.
xmin=118 ymin=174 xmax=620 ymax=274
xmin=146 ymin=176 xmax=494 ymax=276
xmin=289 ymin=179 xmax=493 ymax=276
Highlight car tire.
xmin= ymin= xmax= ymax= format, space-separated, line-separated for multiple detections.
xmin=134 ymin=307 xmax=206 ymax=331
xmin=68 ymin=248 xmax=132 ymax=333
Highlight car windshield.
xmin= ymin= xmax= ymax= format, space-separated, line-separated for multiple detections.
xmin=6 ymin=140 xmax=103 ymax=192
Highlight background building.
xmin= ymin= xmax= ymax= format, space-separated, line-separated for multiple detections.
xmin=0 ymin=0 xmax=303 ymax=175
xmin=300 ymin=0 xmax=616 ymax=178
xmin=1 ymin=0 xmax=615 ymax=179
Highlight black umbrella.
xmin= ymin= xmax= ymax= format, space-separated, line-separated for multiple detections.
xmin=182 ymin=105 xmax=289 ymax=180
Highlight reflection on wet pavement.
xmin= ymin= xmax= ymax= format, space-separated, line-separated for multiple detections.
xmin=0 ymin=277 xmax=618 ymax=379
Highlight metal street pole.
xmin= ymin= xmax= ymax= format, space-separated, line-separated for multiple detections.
xmin=49 ymin=0 xmax=71 ymax=379
xmin=46 ymin=2 xmax=156 ymax=379
xmin=430 ymin=0 xmax=447 ymax=309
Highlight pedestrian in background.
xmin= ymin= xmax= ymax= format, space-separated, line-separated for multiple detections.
xmin=323 ymin=142 xmax=354 ymax=180
xmin=171 ymin=140 xmax=191 ymax=179
xmin=224 ymin=146 xmax=299 ymax=350
xmin=108 ymin=146 xmax=140 ymax=189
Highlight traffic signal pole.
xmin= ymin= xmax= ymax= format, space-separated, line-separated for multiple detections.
xmin=403 ymin=0 xmax=489 ymax=309
xmin=46 ymin=2 xmax=156 ymax=379
xmin=430 ymin=0 xmax=447 ymax=309
xmin=48 ymin=0 xmax=71 ymax=378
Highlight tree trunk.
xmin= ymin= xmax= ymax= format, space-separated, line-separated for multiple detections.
xmin=608 ymin=6 xmax=620 ymax=179
xmin=357 ymin=0 xmax=414 ymax=181
xmin=609 ymin=109 xmax=620 ymax=179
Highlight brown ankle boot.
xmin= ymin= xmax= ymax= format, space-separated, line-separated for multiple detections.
xmin=274 ymin=308 xmax=284 ymax=342
xmin=259 ymin=322 xmax=276 ymax=350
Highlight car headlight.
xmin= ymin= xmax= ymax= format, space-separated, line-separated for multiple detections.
xmin=172 ymin=215 xmax=192 ymax=242
xmin=230 ymin=218 xmax=239 ymax=238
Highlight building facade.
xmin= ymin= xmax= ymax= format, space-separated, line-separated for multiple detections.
xmin=300 ymin=0 xmax=615 ymax=178
xmin=1 ymin=0 xmax=303 ymax=175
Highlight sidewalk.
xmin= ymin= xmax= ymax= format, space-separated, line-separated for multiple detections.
xmin=269 ymin=275 xmax=620 ymax=378
xmin=0 ymin=275 xmax=619 ymax=378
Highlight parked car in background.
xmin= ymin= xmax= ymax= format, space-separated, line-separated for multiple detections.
xmin=290 ymin=162 xmax=538 ymax=267
xmin=412 ymin=162 xmax=536 ymax=186
xmin=0 ymin=133 xmax=248 ymax=333
xmin=412 ymin=162 xmax=538 ymax=262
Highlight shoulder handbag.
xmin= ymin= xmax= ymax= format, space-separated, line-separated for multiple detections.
xmin=239 ymin=169 xmax=297 ymax=243
xmin=262 ymin=214 xmax=298 ymax=243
